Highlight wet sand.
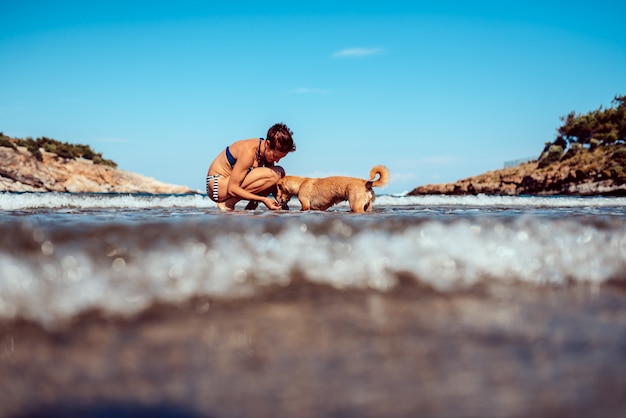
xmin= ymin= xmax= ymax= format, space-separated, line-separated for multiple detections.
xmin=1 ymin=281 xmax=626 ymax=418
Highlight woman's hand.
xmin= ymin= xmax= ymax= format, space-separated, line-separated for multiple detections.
xmin=263 ymin=197 xmax=282 ymax=210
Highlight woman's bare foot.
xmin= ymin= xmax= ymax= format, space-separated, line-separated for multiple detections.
xmin=217 ymin=201 xmax=235 ymax=211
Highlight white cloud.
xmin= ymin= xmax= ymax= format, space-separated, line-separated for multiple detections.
xmin=289 ymin=87 xmax=328 ymax=94
xmin=389 ymin=171 xmax=418 ymax=182
xmin=332 ymin=47 xmax=384 ymax=58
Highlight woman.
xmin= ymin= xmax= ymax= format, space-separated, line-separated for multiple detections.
xmin=206 ymin=123 xmax=296 ymax=211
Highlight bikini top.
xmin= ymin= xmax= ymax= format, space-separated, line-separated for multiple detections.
xmin=225 ymin=138 xmax=264 ymax=169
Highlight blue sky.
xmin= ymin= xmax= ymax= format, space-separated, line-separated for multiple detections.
xmin=1 ymin=1 xmax=625 ymax=194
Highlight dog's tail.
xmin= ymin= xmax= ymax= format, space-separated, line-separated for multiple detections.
xmin=368 ymin=165 xmax=390 ymax=188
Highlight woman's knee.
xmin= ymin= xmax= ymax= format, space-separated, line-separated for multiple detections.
xmin=272 ymin=166 xmax=286 ymax=178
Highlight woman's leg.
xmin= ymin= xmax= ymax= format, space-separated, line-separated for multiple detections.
xmin=212 ymin=176 xmax=237 ymax=211
xmin=240 ymin=166 xmax=285 ymax=195
xmin=219 ymin=167 xmax=285 ymax=211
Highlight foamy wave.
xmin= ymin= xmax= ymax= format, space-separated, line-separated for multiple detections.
xmin=3 ymin=191 xmax=626 ymax=211
xmin=1 ymin=215 xmax=625 ymax=328
xmin=376 ymin=194 xmax=626 ymax=208
xmin=0 ymin=192 xmax=215 ymax=210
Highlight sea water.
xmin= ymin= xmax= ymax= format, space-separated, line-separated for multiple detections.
xmin=1 ymin=192 xmax=626 ymax=418
xmin=1 ymin=192 xmax=625 ymax=327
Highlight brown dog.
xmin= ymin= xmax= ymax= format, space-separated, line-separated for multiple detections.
xmin=275 ymin=165 xmax=390 ymax=212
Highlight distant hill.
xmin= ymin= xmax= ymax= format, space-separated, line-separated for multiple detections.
xmin=409 ymin=145 xmax=626 ymax=196
xmin=0 ymin=133 xmax=196 ymax=194
xmin=410 ymin=94 xmax=626 ymax=197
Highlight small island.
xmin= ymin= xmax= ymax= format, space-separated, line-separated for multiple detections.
xmin=0 ymin=134 xmax=196 ymax=194
xmin=410 ymin=94 xmax=626 ymax=197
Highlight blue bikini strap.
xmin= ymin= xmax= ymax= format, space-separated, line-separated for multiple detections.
xmin=225 ymin=146 xmax=236 ymax=168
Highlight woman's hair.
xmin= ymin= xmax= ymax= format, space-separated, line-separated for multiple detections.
xmin=266 ymin=123 xmax=296 ymax=153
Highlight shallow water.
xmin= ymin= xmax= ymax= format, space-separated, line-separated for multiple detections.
xmin=1 ymin=192 xmax=625 ymax=327
xmin=1 ymin=192 xmax=625 ymax=417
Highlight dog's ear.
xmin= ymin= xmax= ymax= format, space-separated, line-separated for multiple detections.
xmin=276 ymin=179 xmax=289 ymax=197
xmin=279 ymin=178 xmax=292 ymax=192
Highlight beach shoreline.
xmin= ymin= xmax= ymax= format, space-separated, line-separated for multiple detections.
xmin=2 ymin=281 xmax=625 ymax=418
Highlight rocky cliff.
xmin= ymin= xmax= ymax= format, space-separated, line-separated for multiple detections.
xmin=0 ymin=145 xmax=197 ymax=194
xmin=409 ymin=145 xmax=626 ymax=196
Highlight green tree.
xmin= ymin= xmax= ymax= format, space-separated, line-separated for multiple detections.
xmin=614 ymin=95 xmax=626 ymax=141
xmin=558 ymin=94 xmax=626 ymax=146
xmin=2 ymin=133 xmax=117 ymax=166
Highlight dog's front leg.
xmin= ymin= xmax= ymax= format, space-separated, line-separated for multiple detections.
xmin=299 ymin=198 xmax=311 ymax=211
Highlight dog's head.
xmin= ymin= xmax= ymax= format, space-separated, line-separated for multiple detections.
xmin=275 ymin=176 xmax=300 ymax=206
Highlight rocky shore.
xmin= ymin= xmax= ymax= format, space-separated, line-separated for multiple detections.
xmin=0 ymin=145 xmax=196 ymax=194
xmin=409 ymin=146 xmax=626 ymax=196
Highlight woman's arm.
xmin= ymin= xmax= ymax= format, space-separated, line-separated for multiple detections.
xmin=226 ymin=144 xmax=280 ymax=209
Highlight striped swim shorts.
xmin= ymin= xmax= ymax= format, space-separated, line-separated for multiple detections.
xmin=206 ymin=175 xmax=220 ymax=202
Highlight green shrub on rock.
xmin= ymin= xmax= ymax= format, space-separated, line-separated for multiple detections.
xmin=0 ymin=133 xmax=117 ymax=166
xmin=538 ymin=145 xmax=564 ymax=168
xmin=612 ymin=147 xmax=626 ymax=167
xmin=0 ymin=136 xmax=15 ymax=148
xmin=562 ymin=143 xmax=584 ymax=161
